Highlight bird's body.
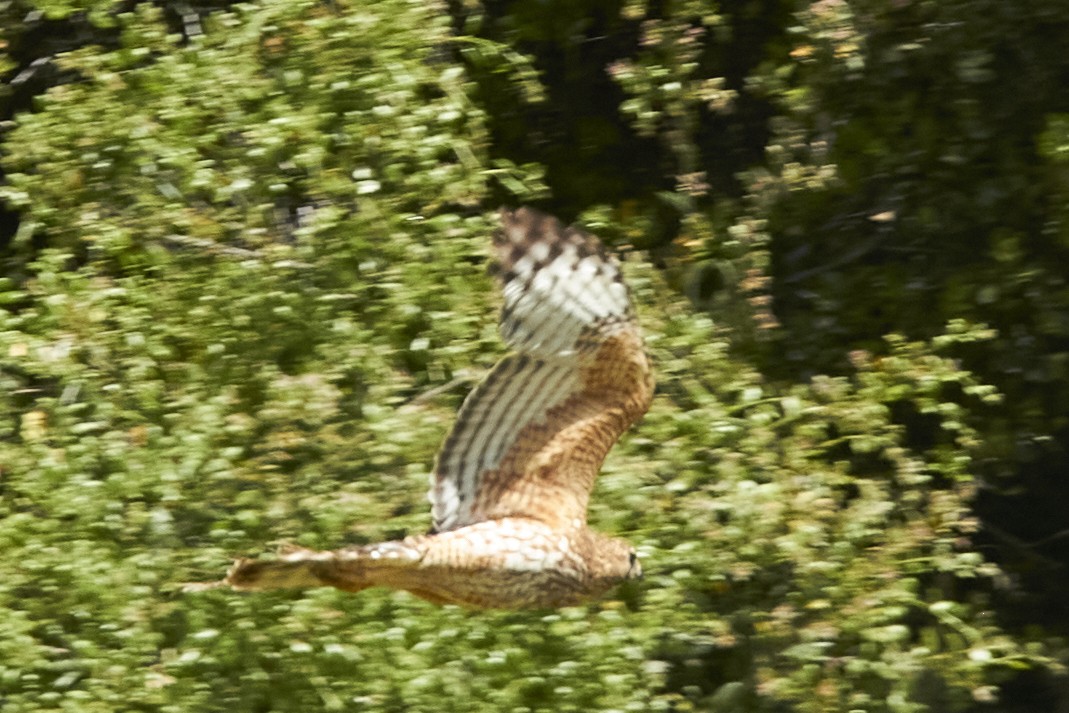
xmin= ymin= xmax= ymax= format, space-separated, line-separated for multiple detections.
xmin=227 ymin=518 xmax=634 ymax=609
xmin=219 ymin=207 xmax=653 ymax=609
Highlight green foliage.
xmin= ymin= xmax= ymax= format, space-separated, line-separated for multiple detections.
xmin=3 ymin=0 xmax=122 ymax=22
xmin=1 ymin=0 xmax=1067 ymax=712
xmin=2 ymin=1 xmax=499 ymax=256
xmin=725 ymin=3 xmax=1069 ymax=651
xmin=621 ymin=290 xmax=1053 ymax=711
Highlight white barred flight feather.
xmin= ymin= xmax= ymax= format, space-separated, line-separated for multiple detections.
xmin=429 ymin=207 xmax=653 ymax=533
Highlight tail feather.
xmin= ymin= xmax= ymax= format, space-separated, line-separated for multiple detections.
xmin=223 ymin=541 xmax=422 ymax=593
xmin=225 ymin=554 xmax=355 ymax=591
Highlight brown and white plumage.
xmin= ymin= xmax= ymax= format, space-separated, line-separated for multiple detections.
xmin=219 ymin=207 xmax=653 ymax=609
xmin=432 ymin=208 xmax=652 ymax=533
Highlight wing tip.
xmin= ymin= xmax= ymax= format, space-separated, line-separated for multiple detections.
xmin=491 ymin=207 xmax=623 ymax=284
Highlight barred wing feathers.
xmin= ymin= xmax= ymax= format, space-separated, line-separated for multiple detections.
xmin=430 ymin=208 xmax=653 ymax=532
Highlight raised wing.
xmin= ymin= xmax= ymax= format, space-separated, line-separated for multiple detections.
xmin=429 ymin=208 xmax=654 ymax=532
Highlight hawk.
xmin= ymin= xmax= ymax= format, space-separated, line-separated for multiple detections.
xmin=220 ymin=208 xmax=654 ymax=608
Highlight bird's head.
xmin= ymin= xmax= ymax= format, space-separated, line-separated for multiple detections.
xmin=588 ymin=533 xmax=642 ymax=584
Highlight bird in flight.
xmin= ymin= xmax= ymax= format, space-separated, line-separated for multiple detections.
xmin=218 ymin=207 xmax=654 ymax=608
